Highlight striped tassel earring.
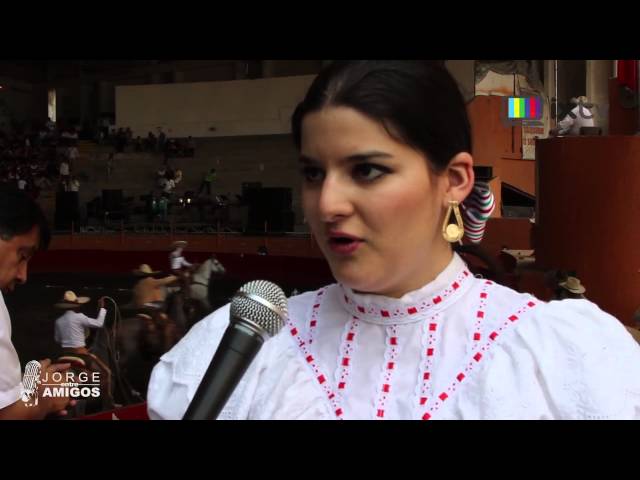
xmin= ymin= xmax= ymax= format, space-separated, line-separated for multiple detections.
xmin=460 ymin=183 xmax=495 ymax=244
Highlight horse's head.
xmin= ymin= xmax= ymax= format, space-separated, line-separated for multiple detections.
xmin=192 ymin=259 xmax=212 ymax=284
xmin=209 ymin=258 xmax=226 ymax=276
xmin=192 ymin=257 xmax=226 ymax=290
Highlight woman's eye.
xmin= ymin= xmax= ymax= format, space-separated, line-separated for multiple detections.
xmin=300 ymin=166 xmax=325 ymax=183
xmin=353 ymin=163 xmax=389 ymax=181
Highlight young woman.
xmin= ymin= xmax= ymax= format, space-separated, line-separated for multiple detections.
xmin=147 ymin=61 xmax=640 ymax=420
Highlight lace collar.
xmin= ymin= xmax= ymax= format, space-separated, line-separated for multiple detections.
xmin=338 ymin=253 xmax=472 ymax=325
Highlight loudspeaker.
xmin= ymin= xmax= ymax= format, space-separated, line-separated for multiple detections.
xmin=278 ymin=209 xmax=295 ymax=232
xmin=55 ymin=191 xmax=79 ymax=230
xmin=102 ymin=189 xmax=123 ymax=212
xmin=473 ymin=166 xmax=494 ymax=182
xmin=501 ymin=183 xmax=536 ymax=218
xmin=241 ymin=182 xmax=262 ymax=200
xmin=264 ymin=188 xmax=292 ymax=210
xmin=246 ymin=187 xmax=293 ymax=232
xmin=86 ymin=197 xmax=101 ymax=218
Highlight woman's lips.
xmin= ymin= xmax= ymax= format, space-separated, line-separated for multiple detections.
xmin=327 ymin=232 xmax=364 ymax=255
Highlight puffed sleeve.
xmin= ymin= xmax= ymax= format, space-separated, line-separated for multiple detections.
xmin=515 ymin=299 xmax=640 ymax=419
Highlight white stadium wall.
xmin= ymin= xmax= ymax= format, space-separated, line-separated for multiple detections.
xmin=115 ymin=75 xmax=316 ymax=138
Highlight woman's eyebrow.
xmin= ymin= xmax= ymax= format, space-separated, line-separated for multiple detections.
xmin=299 ymin=151 xmax=392 ymax=165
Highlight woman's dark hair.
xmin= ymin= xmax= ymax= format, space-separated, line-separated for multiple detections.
xmin=0 ymin=185 xmax=50 ymax=250
xmin=291 ymin=60 xmax=472 ymax=173
xmin=291 ymin=61 xmax=508 ymax=282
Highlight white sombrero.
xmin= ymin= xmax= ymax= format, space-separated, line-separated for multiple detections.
xmin=171 ymin=240 xmax=188 ymax=249
xmin=55 ymin=290 xmax=91 ymax=309
xmin=570 ymin=96 xmax=594 ymax=108
xmin=558 ymin=276 xmax=586 ymax=294
xmin=132 ymin=264 xmax=161 ymax=277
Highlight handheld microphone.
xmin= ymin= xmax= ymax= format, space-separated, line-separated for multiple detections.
xmin=21 ymin=360 xmax=42 ymax=406
xmin=182 ymin=280 xmax=287 ymax=420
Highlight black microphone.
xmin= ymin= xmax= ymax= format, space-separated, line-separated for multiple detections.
xmin=182 ymin=280 xmax=287 ymax=420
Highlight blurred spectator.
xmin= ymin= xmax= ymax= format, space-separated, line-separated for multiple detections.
xmin=157 ymin=165 xmax=167 ymax=189
xmin=67 ymin=145 xmax=79 ymax=162
xmin=198 ymin=168 xmax=216 ymax=196
xmin=166 ymin=138 xmax=178 ymax=157
xmin=67 ymin=175 xmax=80 ymax=192
xmin=59 ymin=159 xmax=70 ymax=184
xmin=174 ymin=168 xmax=183 ymax=185
xmin=146 ymin=131 xmax=157 ymax=151
xmin=107 ymin=153 xmax=114 ymax=180
xmin=162 ymin=177 xmax=176 ymax=196
xmin=115 ymin=128 xmax=126 ymax=153
xmin=157 ymin=129 xmax=166 ymax=153
xmin=37 ymin=127 xmax=47 ymax=146
xmin=186 ymin=136 xmax=195 ymax=157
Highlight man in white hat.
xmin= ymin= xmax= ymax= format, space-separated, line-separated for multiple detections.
xmin=131 ymin=264 xmax=177 ymax=309
xmin=169 ymin=241 xmax=192 ymax=272
xmin=550 ymin=96 xmax=596 ymax=136
xmin=53 ymin=291 xmax=107 ymax=353
xmin=53 ymin=291 xmax=113 ymax=408
xmin=557 ymin=276 xmax=587 ymax=300
xmin=0 ymin=186 xmax=75 ymax=419
xmin=169 ymin=241 xmax=197 ymax=300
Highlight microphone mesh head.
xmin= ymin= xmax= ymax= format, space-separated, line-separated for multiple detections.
xmin=230 ymin=280 xmax=288 ymax=337
xmin=23 ymin=360 xmax=41 ymax=394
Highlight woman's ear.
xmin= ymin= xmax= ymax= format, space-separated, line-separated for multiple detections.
xmin=444 ymin=152 xmax=475 ymax=205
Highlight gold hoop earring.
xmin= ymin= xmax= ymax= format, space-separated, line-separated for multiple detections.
xmin=442 ymin=200 xmax=464 ymax=244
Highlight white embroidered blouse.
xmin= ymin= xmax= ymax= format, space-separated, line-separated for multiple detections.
xmin=147 ymin=253 xmax=640 ymax=420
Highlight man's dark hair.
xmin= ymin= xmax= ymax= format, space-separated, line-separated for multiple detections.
xmin=0 ymin=185 xmax=50 ymax=250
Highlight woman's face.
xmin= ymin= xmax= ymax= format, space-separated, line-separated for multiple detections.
xmin=300 ymin=106 xmax=455 ymax=298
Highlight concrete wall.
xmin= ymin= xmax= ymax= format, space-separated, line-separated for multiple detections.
xmin=115 ymin=75 xmax=316 ymax=138
xmin=445 ymin=60 xmax=475 ymax=102
xmin=261 ymin=60 xmax=324 ymax=78
xmin=475 ymin=71 xmax=518 ymax=96
xmin=0 ymin=76 xmax=46 ymax=128
xmin=557 ymin=60 xmax=586 ymax=112
xmin=586 ymin=60 xmax=613 ymax=134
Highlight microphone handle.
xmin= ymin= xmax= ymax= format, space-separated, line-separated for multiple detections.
xmin=183 ymin=321 xmax=265 ymax=420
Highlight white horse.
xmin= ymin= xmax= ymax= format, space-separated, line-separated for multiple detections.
xmin=190 ymin=257 xmax=226 ymax=312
